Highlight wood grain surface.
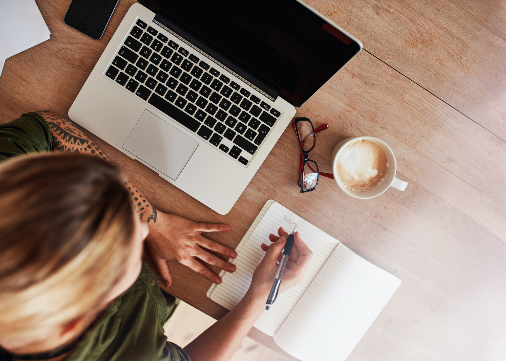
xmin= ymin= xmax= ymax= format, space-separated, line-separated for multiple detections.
xmin=1 ymin=1 xmax=505 ymax=360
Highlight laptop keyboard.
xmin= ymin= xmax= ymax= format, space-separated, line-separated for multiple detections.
xmin=104 ymin=18 xmax=283 ymax=166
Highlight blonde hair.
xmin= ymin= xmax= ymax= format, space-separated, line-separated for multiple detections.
xmin=0 ymin=152 xmax=135 ymax=341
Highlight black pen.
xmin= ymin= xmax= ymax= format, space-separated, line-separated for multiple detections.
xmin=266 ymin=229 xmax=295 ymax=310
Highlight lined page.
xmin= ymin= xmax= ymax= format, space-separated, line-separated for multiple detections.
xmin=208 ymin=200 xmax=338 ymax=336
xmin=274 ymin=243 xmax=401 ymax=361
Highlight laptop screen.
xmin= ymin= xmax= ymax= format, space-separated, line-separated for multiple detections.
xmin=140 ymin=0 xmax=361 ymax=107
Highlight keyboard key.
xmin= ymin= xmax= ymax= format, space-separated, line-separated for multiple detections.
xmin=195 ymin=109 xmax=207 ymax=122
xmin=146 ymin=64 xmax=158 ymax=76
xmin=165 ymin=90 xmax=177 ymax=102
xmin=160 ymin=59 xmax=171 ymax=72
xmin=125 ymin=36 xmax=142 ymax=52
xmin=258 ymin=124 xmax=270 ymax=135
xmin=210 ymin=68 xmax=220 ymax=77
xmin=126 ymin=79 xmax=139 ymax=92
xmin=240 ymin=98 xmax=253 ymax=111
xmin=169 ymin=66 xmax=182 ymax=78
xmin=204 ymin=116 xmax=217 ymax=128
xmin=214 ymin=122 xmax=226 ymax=134
xmin=150 ymin=39 xmax=163 ymax=52
xmin=209 ymin=92 xmax=222 ymax=104
xmin=199 ymin=85 xmax=211 ymax=97
xmin=148 ymin=94 xmax=200 ymax=132
xmin=196 ymin=96 xmax=207 ymax=108
xmin=155 ymin=84 xmax=167 ymax=96
xmin=180 ymin=72 xmax=192 ymax=85
xmin=250 ymin=95 xmax=261 ymax=104
xmin=136 ymin=58 xmax=148 ymax=70
xmin=175 ymin=96 xmax=187 ymax=109
xmin=118 ymin=46 xmax=138 ymax=63
xmin=225 ymin=116 xmax=237 ymax=128
xmin=176 ymin=83 xmax=188 ymax=96
xmin=125 ymin=64 xmax=137 ymax=76
xmin=209 ymin=133 xmax=223 ymax=146
xmin=147 ymin=26 xmax=158 ymax=36
xmin=186 ymin=90 xmax=198 ymax=102
xmin=136 ymin=19 xmax=147 ymax=29
xmin=114 ymin=57 xmax=127 ymax=71
xmin=220 ymin=85 xmax=232 ymax=98
xmin=238 ymin=111 xmax=251 ymax=123
xmin=254 ymin=124 xmax=270 ymax=145
xmin=199 ymin=61 xmax=210 ymax=70
xmin=168 ymin=40 xmax=178 ymax=50
xmin=140 ymin=33 xmax=153 ymax=46
xmin=140 ymin=46 xmax=152 ymax=59
xmin=229 ymin=105 xmax=241 ymax=117
xmin=201 ymin=73 xmax=213 ymax=85
xmin=234 ymin=135 xmax=258 ymax=155
xmin=197 ymin=125 xmax=213 ymax=140
xmin=189 ymin=79 xmax=202 ymax=91
xmin=240 ymin=88 xmax=250 ymax=97
xmin=135 ymin=85 xmax=151 ymax=100
xmin=230 ymin=92 xmax=243 ymax=104
xmin=115 ymin=72 xmax=128 ymax=85
xmin=219 ymin=99 xmax=231 ymax=111
xmin=238 ymin=156 xmax=248 ymax=165
xmin=181 ymin=59 xmax=193 ymax=71
xmin=106 ymin=66 xmax=119 ymax=79
xmin=219 ymin=144 xmax=229 ymax=153
xmin=156 ymin=70 xmax=168 ymax=83
xmin=190 ymin=66 xmax=203 ymax=78
xmin=216 ymin=109 xmax=227 ymax=121
xmin=235 ymin=122 xmax=246 ymax=134
xmin=171 ymin=53 xmax=183 ymax=65
xmin=157 ymin=33 xmax=168 ymax=43
xmin=149 ymin=53 xmax=162 ymax=65
xmin=229 ymin=146 xmax=241 ymax=159
xmin=248 ymin=118 xmax=260 ymax=129
xmin=260 ymin=112 xmax=276 ymax=126
xmin=166 ymin=77 xmax=178 ymax=89
xmin=230 ymin=81 xmax=240 ymax=90
xmin=210 ymin=79 xmax=223 ymax=91
xmin=185 ymin=103 xmax=197 ymax=115
xmin=260 ymin=101 xmax=271 ymax=111
xmin=135 ymin=70 xmax=147 ymax=83
xmin=189 ymin=54 xmax=199 ymax=63
xmin=244 ymin=129 xmax=256 ymax=141
xmin=206 ymin=103 xmax=218 ymax=115
xmin=270 ymin=108 xmax=281 ymax=117
xmin=249 ymin=105 xmax=262 ymax=117
xmin=178 ymin=47 xmax=189 ymax=56
xmin=219 ymin=74 xmax=230 ymax=83
xmin=161 ymin=46 xmax=173 ymax=58
xmin=224 ymin=128 xmax=236 ymax=141
xmin=145 ymin=77 xmax=157 ymax=89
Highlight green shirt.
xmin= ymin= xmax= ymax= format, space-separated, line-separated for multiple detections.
xmin=0 ymin=114 xmax=190 ymax=361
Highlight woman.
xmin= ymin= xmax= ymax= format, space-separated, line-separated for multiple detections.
xmin=0 ymin=113 xmax=312 ymax=361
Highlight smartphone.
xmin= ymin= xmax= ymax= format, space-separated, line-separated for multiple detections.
xmin=64 ymin=0 xmax=120 ymax=40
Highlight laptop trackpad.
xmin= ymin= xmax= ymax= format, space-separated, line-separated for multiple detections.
xmin=123 ymin=110 xmax=199 ymax=181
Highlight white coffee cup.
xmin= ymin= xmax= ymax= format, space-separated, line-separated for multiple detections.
xmin=331 ymin=136 xmax=408 ymax=199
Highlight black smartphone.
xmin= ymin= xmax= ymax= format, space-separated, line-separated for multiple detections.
xmin=64 ymin=0 xmax=120 ymax=40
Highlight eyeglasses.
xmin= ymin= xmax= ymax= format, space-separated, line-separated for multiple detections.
xmin=292 ymin=117 xmax=334 ymax=193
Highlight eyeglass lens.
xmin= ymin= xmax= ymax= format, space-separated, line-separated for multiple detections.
xmin=302 ymin=160 xmax=319 ymax=191
xmin=297 ymin=121 xmax=315 ymax=152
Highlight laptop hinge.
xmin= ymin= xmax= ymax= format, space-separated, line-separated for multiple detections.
xmin=152 ymin=14 xmax=279 ymax=102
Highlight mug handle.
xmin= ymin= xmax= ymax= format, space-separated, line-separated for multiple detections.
xmin=391 ymin=177 xmax=408 ymax=191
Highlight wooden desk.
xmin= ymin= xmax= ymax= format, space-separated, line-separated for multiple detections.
xmin=1 ymin=1 xmax=506 ymax=360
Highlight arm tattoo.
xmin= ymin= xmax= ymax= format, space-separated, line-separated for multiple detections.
xmin=123 ymin=178 xmax=157 ymax=224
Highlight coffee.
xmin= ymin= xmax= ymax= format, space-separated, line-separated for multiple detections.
xmin=335 ymin=139 xmax=389 ymax=193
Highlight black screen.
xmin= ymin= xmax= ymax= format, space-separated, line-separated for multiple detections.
xmin=141 ymin=0 xmax=361 ymax=106
xmin=65 ymin=0 xmax=119 ymax=39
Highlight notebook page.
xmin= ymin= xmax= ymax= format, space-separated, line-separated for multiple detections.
xmin=274 ymin=243 xmax=401 ymax=361
xmin=207 ymin=200 xmax=338 ymax=336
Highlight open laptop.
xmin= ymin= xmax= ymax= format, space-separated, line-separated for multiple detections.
xmin=69 ymin=0 xmax=362 ymax=215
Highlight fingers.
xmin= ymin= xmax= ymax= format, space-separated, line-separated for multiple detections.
xmin=269 ymin=234 xmax=280 ymax=243
xmin=154 ymin=257 xmax=173 ymax=288
xmin=293 ymin=232 xmax=312 ymax=258
xmin=198 ymin=237 xmax=237 ymax=259
xmin=264 ymin=236 xmax=287 ymax=264
xmin=186 ymin=258 xmax=222 ymax=284
xmin=196 ymin=249 xmax=236 ymax=273
xmin=194 ymin=222 xmax=230 ymax=233
xmin=278 ymin=227 xmax=289 ymax=238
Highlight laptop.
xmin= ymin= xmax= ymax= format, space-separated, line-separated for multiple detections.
xmin=69 ymin=0 xmax=362 ymax=215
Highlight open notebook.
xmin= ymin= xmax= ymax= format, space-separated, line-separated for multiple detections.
xmin=207 ymin=200 xmax=401 ymax=361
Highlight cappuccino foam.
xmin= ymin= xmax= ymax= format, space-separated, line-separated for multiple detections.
xmin=336 ymin=139 xmax=389 ymax=193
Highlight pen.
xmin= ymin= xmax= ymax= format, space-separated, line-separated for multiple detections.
xmin=266 ymin=229 xmax=295 ymax=310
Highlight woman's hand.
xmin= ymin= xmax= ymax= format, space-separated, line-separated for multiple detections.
xmin=248 ymin=227 xmax=313 ymax=300
xmin=144 ymin=211 xmax=237 ymax=287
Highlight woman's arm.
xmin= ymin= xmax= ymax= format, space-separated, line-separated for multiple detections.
xmin=184 ymin=228 xmax=313 ymax=361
